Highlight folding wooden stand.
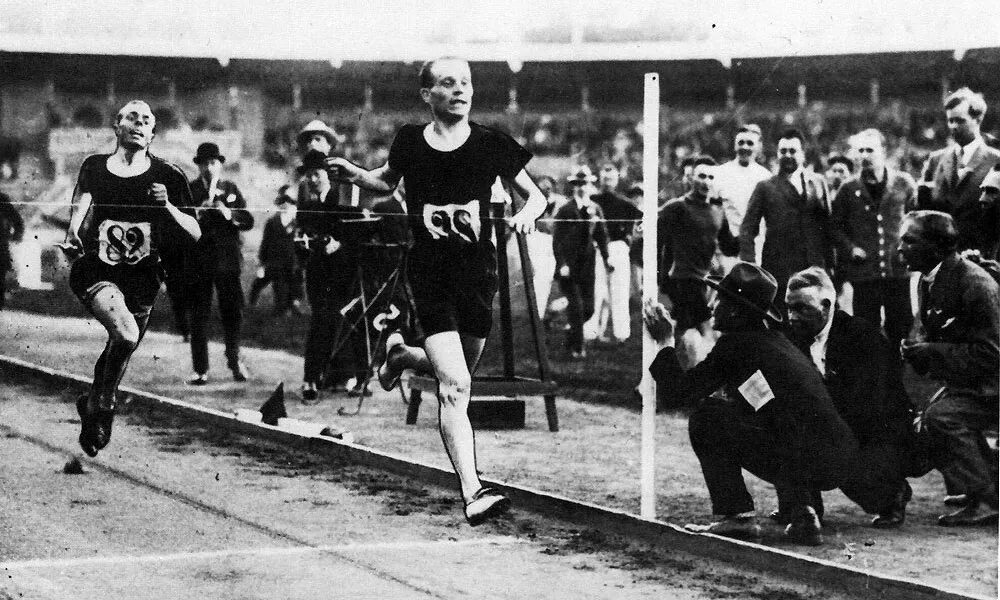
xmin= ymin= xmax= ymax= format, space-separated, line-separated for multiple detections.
xmin=405 ymin=207 xmax=560 ymax=432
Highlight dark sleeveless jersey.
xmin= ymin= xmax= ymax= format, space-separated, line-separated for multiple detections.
xmin=76 ymin=153 xmax=193 ymax=267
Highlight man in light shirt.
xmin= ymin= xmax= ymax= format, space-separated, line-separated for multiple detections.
xmin=713 ymin=124 xmax=771 ymax=270
xmin=917 ymin=88 xmax=1000 ymax=258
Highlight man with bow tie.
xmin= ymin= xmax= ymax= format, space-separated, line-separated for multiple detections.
xmin=918 ymin=88 xmax=1000 ymax=259
xmin=740 ymin=129 xmax=833 ymax=312
xmin=900 ymin=210 xmax=1000 ymax=527
xmin=784 ymin=267 xmax=915 ymax=528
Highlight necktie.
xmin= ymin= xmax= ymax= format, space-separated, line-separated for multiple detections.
xmin=952 ymin=147 xmax=963 ymax=188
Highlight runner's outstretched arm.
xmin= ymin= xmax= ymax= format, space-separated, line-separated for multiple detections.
xmin=325 ymin=158 xmax=402 ymax=194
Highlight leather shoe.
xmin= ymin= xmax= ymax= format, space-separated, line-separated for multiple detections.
xmin=377 ymin=342 xmax=407 ymax=391
xmin=187 ymin=373 xmax=208 ymax=386
xmin=685 ymin=512 xmax=761 ymax=540
xmin=872 ymin=482 xmax=912 ymax=529
xmin=76 ymin=394 xmax=99 ymax=458
xmin=784 ymin=505 xmax=823 ymax=546
xmin=229 ymin=361 xmax=249 ymax=382
xmin=464 ymin=487 xmax=511 ymax=526
xmin=938 ymin=500 xmax=999 ymax=527
xmin=768 ymin=509 xmax=791 ymax=525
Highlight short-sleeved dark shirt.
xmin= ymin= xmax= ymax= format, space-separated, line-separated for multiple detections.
xmin=77 ymin=153 xmax=193 ymax=267
xmin=387 ymin=122 xmax=531 ymax=257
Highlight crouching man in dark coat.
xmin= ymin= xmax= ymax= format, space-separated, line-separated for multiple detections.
xmin=644 ymin=262 xmax=859 ymax=545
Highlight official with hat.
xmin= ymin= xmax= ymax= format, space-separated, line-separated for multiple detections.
xmin=644 ymin=261 xmax=859 ymax=545
xmin=185 ymin=140 xmax=255 ymax=385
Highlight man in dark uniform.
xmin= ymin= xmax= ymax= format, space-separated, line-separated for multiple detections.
xmin=831 ymin=128 xmax=917 ymax=349
xmin=784 ymin=267 xmax=914 ymax=528
xmin=297 ymin=149 xmax=371 ymax=403
xmin=0 ymin=190 xmax=25 ymax=311
xmin=644 ymin=262 xmax=858 ymax=545
xmin=553 ymin=166 xmax=610 ymax=358
xmin=63 ymin=100 xmax=200 ymax=457
xmin=185 ymin=142 xmax=254 ymax=385
xmin=328 ymin=57 xmax=548 ymax=525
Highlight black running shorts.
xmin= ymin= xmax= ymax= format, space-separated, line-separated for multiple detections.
xmin=407 ymin=245 xmax=498 ymax=339
xmin=69 ymin=253 xmax=164 ymax=314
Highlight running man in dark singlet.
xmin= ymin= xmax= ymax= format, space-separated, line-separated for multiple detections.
xmin=328 ymin=58 xmax=547 ymax=525
xmin=62 ymin=100 xmax=200 ymax=457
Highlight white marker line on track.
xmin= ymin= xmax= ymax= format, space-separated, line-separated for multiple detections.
xmin=0 ymin=536 xmax=525 ymax=570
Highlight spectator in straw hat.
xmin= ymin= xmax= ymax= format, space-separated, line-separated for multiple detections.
xmin=296 ymin=120 xmax=345 ymax=204
xmin=644 ymin=262 xmax=858 ymax=545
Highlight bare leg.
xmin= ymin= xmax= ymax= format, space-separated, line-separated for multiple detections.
xmin=88 ymin=286 xmax=143 ymax=410
xmin=424 ymin=331 xmax=486 ymax=502
xmin=80 ymin=285 xmax=146 ymax=455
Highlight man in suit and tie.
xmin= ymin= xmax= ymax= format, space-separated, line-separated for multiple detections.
xmin=831 ymin=128 xmax=918 ymax=349
xmin=784 ymin=267 xmax=914 ymax=528
xmin=553 ymin=166 xmax=611 ymax=358
xmin=185 ymin=142 xmax=254 ymax=385
xmin=900 ymin=210 xmax=1000 ymax=526
xmin=918 ymin=88 xmax=1000 ymax=259
xmin=740 ymin=129 xmax=832 ymax=310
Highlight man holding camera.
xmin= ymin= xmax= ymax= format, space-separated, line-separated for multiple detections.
xmin=297 ymin=149 xmax=371 ymax=403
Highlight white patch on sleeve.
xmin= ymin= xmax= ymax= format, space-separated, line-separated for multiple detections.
xmin=738 ymin=369 xmax=775 ymax=412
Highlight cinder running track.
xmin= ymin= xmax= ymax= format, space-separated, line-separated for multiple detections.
xmin=0 ymin=378 xmax=858 ymax=600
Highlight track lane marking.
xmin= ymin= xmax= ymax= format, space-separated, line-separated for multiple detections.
xmin=0 ymin=537 xmax=525 ymax=570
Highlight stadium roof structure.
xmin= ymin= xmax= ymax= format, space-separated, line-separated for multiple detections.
xmin=2 ymin=0 xmax=998 ymax=67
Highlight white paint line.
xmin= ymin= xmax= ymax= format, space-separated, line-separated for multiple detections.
xmin=0 ymin=537 xmax=525 ymax=571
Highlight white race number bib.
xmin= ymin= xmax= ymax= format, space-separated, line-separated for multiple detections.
xmin=98 ymin=220 xmax=152 ymax=266
xmin=422 ymin=200 xmax=481 ymax=244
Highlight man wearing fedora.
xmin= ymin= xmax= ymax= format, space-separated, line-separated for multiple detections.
xmin=644 ymin=262 xmax=858 ymax=545
xmin=296 ymin=149 xmax=372 ymax=403
xmin=296 ymin=120 xmax=345 ymax=204
xmin=554 ymin=165 xmax=611 ymax=358
xmin=185 ymin=142 xmax=254 ymax=385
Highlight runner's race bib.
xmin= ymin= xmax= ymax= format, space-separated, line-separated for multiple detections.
xmin=98 ymin=219 xmax=152 ymax=266
xmin=422 ymin=200 xmax=481 ymax=244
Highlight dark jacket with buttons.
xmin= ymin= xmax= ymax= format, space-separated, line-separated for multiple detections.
xmin=553 ymin=199 xmax=610 ymax=279
xmin=187 ymin=178 xmax=254 ymax=273
xmin=831 ymin=169 xmax=916 ymax=281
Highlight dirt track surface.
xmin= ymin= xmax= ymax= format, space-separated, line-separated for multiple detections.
xmin=0 ymin=379 xmax=860 ymax=600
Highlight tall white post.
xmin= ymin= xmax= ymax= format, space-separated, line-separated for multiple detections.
xmin=641 ymin=73 xmax=660 ymax=520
